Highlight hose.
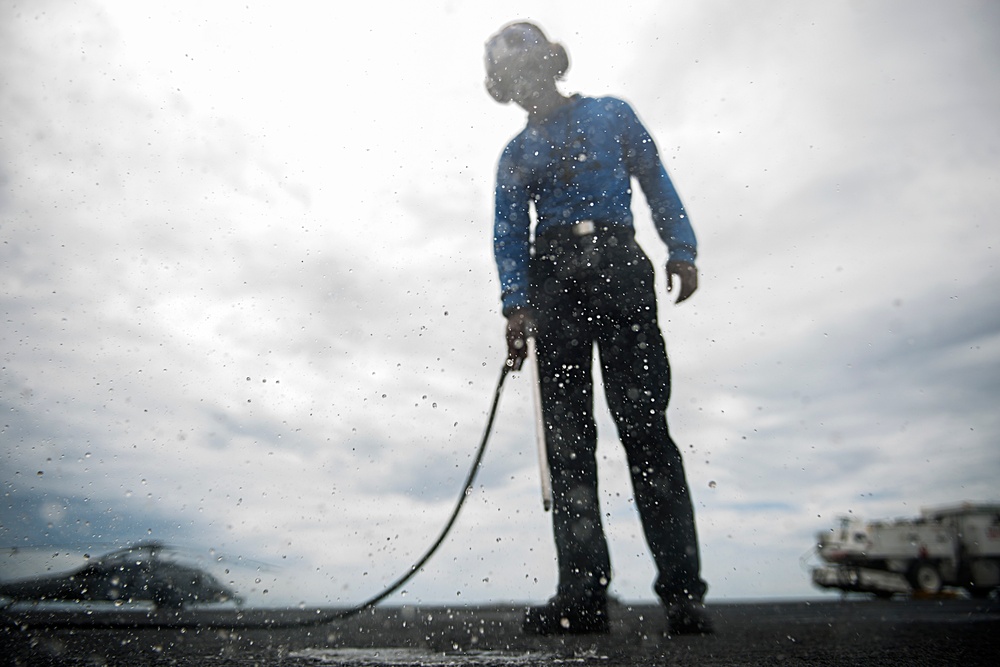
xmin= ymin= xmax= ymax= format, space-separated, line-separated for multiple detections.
xmin=3 ymin=363 xmax=512 ymax=629
xmin=326 ymin=362 xmax=511 ymax=622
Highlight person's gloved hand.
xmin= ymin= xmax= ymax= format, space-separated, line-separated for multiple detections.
xmin=505 ymin=309 xmax=534 ymax=371
xmin=666 ymin=260 xmax=698 ymax=304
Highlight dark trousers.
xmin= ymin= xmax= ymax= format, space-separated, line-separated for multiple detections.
xmin=529 ymin=226 xmax=707 ymax=604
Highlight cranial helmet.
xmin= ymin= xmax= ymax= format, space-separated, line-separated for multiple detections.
xmin=484 ymin=22 xmax=569 ymax=103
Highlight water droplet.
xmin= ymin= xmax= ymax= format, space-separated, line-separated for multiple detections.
xmin=708 ymin=481 xmax=717 ymax=489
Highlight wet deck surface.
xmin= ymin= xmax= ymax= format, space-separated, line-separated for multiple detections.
xmin=2 ymin=598 xmax=998 ymax=666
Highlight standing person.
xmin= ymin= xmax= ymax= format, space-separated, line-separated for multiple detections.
xmin=485 ymin=22 xmax=712 ymax=636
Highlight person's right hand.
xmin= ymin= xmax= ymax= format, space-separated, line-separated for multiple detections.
xmin=505 ymin=309 xmax=534 ymax=371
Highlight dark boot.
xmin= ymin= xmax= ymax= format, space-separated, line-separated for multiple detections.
xmin=665 ymin=598 xmax=714 ymax=635
xmin=523 ymin=593 xmax=609 ymax=635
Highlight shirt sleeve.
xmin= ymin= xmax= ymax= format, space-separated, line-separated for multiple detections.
xmin=619 ymin=101 xmax=697 ymax=265
xmin=493 ymin=139 xmax=533 ymax=317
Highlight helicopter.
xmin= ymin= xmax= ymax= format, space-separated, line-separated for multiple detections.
xmin=0 ymin=541 xmax=243 ymax=609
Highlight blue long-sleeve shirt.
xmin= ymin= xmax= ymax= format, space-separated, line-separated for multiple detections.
xmin=493 ymin=95 xmax=696 ymax=316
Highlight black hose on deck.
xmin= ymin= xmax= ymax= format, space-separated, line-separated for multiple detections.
xmin=3 ymin=363 xmax=513 ymax=630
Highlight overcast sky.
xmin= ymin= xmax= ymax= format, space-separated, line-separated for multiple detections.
xmin=2 ymin=0 xmax=998 ymax=607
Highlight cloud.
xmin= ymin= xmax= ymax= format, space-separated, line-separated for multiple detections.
xmin=2 ymin=0 xmax=998 ymax=607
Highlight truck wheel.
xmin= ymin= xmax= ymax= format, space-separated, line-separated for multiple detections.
xmin=910 ymin=562 xmax=943 ymax=595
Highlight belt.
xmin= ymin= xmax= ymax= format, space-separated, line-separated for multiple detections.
xmin=534 ymin=220 xmax=631 ymax=250
xmin=544 ymin=219 xmax=600 ymax=238
xmin=567 ymin=219 xmax=597 ymax=237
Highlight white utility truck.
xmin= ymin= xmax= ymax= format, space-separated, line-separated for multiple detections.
xmin=812 ymin=502 xmax=1000 ymax=598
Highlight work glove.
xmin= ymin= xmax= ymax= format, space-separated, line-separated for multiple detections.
xmin=666 ymin=260 xmax=698 ymax=304
xmin=505 ymin=309 xmax=534 ymax=371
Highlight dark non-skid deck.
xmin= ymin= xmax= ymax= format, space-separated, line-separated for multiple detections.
xmin=2 ymin=597 xmax=998 ymax=666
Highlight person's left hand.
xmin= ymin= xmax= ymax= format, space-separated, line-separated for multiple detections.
xmin=666 ymin=260 xmax=698 ymax=304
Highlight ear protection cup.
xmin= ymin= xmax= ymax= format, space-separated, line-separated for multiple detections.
xmin=548 ymin=42 xmax=569 ymax=80
xmin=484 ymin=22 xmax=569 ymax=104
